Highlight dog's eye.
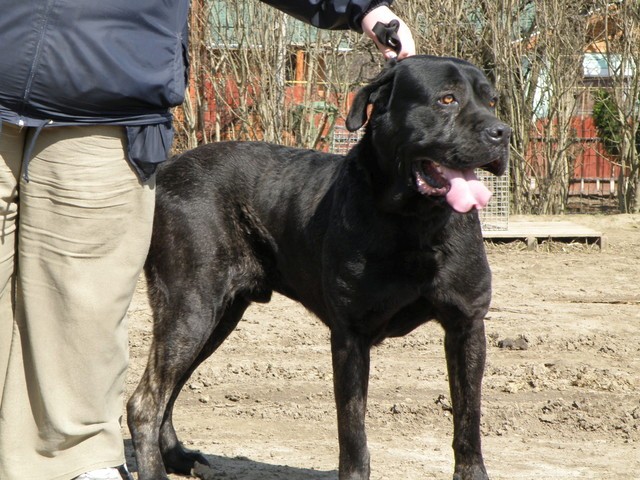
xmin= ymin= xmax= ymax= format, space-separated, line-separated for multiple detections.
xmin=488 ymin=98 xmax=498 ymax=108
xmin=440 ymin=94 xmax=457 ymax=105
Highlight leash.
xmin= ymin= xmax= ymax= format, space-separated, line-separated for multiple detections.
xmin=372 ymin=20 xmax=402 ymax=55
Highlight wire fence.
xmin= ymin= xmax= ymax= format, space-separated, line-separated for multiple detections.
xmin=477 ymin=167 xmax=510 ymax=231
xmin=331 ymin=125 xmax=363 ymax=155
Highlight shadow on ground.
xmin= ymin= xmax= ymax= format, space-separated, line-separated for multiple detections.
xmin=124 ymin=439 xmax=337 ymax=480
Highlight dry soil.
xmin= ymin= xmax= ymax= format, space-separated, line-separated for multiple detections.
xmin=123 ymin=214 xmax=640 ymax=480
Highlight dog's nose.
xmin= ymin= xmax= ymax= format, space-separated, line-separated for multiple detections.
xmin=485 ymin=124 xmax=511 ymax=144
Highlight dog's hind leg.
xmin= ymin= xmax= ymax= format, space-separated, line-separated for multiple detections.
xmin=443 ymin=317 xmax=489 ymax=480
xmin=331 ymin=330 xmax=372 ymax=480
xmin=127 ymin=309 xmax=215 ymax=480
xmin=128 ymin=295 xmax=246 ymax=480
xmin=158 ymin=297 xmax=250 ymax=475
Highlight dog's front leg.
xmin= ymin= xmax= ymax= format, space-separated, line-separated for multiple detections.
xmin=444 ymin=317 xmax=489 ymax=480
xmin=331 ymin=331 xmax=371 ymax=480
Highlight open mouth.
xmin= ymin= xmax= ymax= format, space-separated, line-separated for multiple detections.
xmin=413 ymin=161 xmax=450 ymax=197
xmin=412 ymin=160 xmax=497 ymax=213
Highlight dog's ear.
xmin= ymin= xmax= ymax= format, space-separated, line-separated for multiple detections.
xmin=345 ymin=61 xmax=397 ymax=132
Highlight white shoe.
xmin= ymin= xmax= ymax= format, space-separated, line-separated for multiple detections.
xmin=75 ymin=467 xmax=122 ymax=480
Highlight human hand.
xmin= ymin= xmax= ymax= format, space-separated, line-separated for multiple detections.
xmin=361 ymin=6 xmax=415 ymax=60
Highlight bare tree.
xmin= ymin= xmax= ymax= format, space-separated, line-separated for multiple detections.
xmin=174 ymin=0 xmax=213 ymax=151
xmin=177 ymin=0 xmax=635 ymax=216
xmin=472 ymin=0 xmax=541 ymax=214
xmin=474 ymin=1 xmax=587 ymax=213
xmin=174 ymin=0 xmax=381 ymax=151
xmin=527 ymin=1 xmax=587 ymax=213
xmin=591 ymin=1 xmax=640 ymax=213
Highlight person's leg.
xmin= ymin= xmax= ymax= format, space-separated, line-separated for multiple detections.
xmin=0 ymin=125 xmax=155 ymax=480
xmin=0 ymin=123 xmax=24 ymax=404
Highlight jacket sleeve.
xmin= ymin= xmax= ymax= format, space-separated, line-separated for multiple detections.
xmin=259 ymin=0 xmax=392 ymax=32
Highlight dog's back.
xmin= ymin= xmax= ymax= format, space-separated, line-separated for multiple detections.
xmin=147 ymin=141 xmax=348 ymax=314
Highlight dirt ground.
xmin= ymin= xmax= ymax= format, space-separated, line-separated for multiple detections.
xmin=122 ymin=214 xmax=640 ymax=480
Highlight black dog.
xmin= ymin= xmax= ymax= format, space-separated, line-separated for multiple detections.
xmin=128 ymin=55 xmax=510 ymax=480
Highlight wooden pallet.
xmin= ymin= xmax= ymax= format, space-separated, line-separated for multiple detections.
xmin=482 ymin=219 xmax=606 ymax=249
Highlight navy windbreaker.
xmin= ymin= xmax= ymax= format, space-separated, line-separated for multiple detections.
xmin=0 ymin=0 xmax=389 ymax=178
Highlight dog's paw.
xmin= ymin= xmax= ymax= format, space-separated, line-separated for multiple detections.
xmin=453 ymin=464 xmax=489 ymax=480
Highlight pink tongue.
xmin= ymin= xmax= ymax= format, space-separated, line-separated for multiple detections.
xmin=441 ymin=167 xmax=492 ymax=213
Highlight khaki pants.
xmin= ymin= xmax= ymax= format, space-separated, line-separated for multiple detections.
xmin=0 ymin=124 xmax=155 ymax=479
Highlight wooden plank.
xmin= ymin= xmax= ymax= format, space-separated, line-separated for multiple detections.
xmin=482 ymin=220 xmax=605 ymax=249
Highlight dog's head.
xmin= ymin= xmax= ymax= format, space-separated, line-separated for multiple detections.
xmin=346 ymin=55 xmax=510 ymax=213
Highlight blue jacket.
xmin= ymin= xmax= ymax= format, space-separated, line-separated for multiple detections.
xmin=0 ymin=0 xmax=389 ymax=178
